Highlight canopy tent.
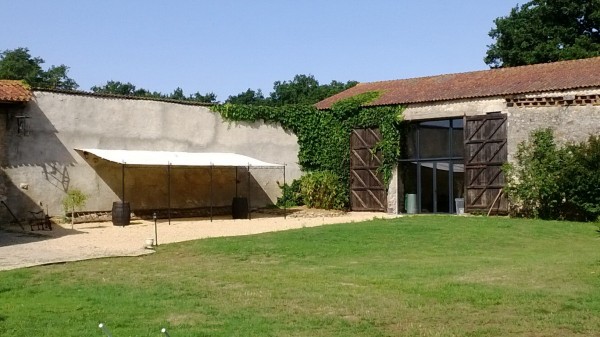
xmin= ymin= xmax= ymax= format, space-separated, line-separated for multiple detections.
xmin=75 ymin=148 xmax=286 ymax=224
xmin=75 ymin=149 xmax=284 ymax=167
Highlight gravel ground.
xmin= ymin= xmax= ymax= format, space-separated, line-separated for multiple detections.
xmin=0 ymin=209 xmax=398 ymax=271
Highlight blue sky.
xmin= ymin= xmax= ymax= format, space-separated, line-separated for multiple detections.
xmin=2 ymin=1 xmax=519 ymax=101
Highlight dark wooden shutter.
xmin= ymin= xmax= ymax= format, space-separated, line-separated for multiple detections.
xmin=350 ymin=128 xmax=386 ymax=211
xmin=464 ymin=113 xmax=508 ymax=214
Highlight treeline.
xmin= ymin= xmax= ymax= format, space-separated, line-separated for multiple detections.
xmin=0 ymin=47 xmax=356 ymax=105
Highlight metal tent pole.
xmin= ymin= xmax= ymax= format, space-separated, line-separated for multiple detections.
xmin=168 ymin=163 xmax=171 ymax=226
xmin=283 ymin=164 xmax=286 ymax=220
xmin=247 ymin=164 xmax=251 ymax=220
xmin=210 ymin=165 xmax=213 ymax=222
xmin=121 ymin=162 xmax=125 ymax=201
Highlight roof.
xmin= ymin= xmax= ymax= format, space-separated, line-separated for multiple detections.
xmin=76 ymin=149 xmax=283 ymax=167
xmin=315 ymin=57 xmax=600 ymax=109
xmin=0 ymin=80 xmax=32 ymax=103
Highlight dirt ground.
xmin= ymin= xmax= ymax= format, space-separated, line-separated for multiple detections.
xmin=0 ymin=208 xmax=399 ymax=271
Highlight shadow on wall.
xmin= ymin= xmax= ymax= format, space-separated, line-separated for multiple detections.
xmin=80 ymin=154 xmax=277 ymax=215
xmin=0 ymin=177 xmax=52 ymax=226
xmin=6 ymin=100 xmax=75 ymax=167
xmin=0 ymin=102 xmax=76 ymax=222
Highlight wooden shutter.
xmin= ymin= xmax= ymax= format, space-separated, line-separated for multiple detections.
xmin=350 ymin=128 xmax=386 ymax=211
xmin=464 ymin=113 xmax=508 ymax=214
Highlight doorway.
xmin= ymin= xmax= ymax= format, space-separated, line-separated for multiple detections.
xmin=398 ymin=119 xmax=464 ymax=213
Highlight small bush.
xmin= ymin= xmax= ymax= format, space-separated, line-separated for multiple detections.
xmin=299 ymin=171 xmax=348 ymax=210
xmin=504 ymin=129 xmax=600 ymax=221
xmin=276 ymin=179 xmax=304 ymax=208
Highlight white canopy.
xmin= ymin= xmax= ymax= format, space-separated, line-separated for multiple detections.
xmin=76 ymin=148 xmax=283 ymax=167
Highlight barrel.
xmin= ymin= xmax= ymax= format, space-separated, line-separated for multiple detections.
xmin=232 ymin=197 xmax=248 ymax=219
xmin=112 ymin=201 xmax=131 ymax=226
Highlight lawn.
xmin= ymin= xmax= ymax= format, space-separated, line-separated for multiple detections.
xmin=1 ymin=216 xmax=599 ymax=336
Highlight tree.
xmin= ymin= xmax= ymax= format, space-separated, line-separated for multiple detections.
xmin=226 ymin=74 xmax=357 ymax=106
xmin=91 ymin=81 xmax=217 ymax=103
xmin=91 ymin=80 xmax=145 ymax=96
xmin=485 ymin=0 xmax=600 ymax=68
xmin=226 ymin=88 xmax=266 ymax=105
xmin=0 ymin=47 xmax=78 ymax=89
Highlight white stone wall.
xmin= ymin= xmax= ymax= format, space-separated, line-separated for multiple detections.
xmin=1 ymin=92 xmax=300 ymax=220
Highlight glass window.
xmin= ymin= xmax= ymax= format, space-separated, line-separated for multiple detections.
xmin=452 ymin=118 xmax=464 ymax=157
xmin=419 ymin=120 xmax=450 ymax=158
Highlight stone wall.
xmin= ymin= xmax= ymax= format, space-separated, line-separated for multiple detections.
xmin=0 ymin=92 xmax=300 ymax=222
xmin=507 ymin=95 xmax=600 ymax=162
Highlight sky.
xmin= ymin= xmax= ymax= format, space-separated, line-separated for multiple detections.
xmin=2 ymin=1 xmax=520 ymax=101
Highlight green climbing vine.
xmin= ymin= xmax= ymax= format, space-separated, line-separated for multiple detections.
xmin=211 ymin=91 xmax=404 ymax=208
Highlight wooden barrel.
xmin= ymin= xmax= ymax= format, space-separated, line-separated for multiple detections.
xmin=112 ymin=201 xmax=131 ymax=226
xmin=232 ymin=197 xmax=248 ymax=219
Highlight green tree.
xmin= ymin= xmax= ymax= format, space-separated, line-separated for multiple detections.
xmin=91 ymin=81 xmax=217 ymax=103
xmin=226 ymin=75 xmax=357 ymax=106
xmin=269 ymin=74 xmax=357 ymax=106
xmin=485 ymin=0 xmax=600 ymax=67
xmin=226 ymin=88 xmax=266 ymax=105
xmin=0 ymin=47 xmax=78 ymax=90
xmin=91 ymin=80 xmax=146 ymax=96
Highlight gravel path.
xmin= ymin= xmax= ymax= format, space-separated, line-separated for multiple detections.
xmin=0 ymin=210 xmax=397 ymax=271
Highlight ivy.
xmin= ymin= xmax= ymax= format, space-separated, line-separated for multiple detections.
xmin=211 ymin=92 xmax=404 ymax=207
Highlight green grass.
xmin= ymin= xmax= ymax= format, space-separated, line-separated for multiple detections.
xmin=1 ymin=216 xmax=600 ymax=336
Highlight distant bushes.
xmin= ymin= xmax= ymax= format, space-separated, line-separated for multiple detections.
xmin=504 ymin=128 xmax=600 ymax=221
xmin=277 ymin=171 xmax=348 ymax=210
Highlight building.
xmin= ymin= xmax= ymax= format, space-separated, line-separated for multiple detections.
xmin=316 ymin=57 xmax=600 ymax=214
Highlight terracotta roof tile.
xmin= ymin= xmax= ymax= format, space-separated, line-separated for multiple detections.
xmin=315 ymin=57 xmax=600 ymax=109
xmin=0 ymin=80 xmax=32 ymax=103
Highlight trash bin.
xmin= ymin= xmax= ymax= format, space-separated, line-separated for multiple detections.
xmin=405 ymin=194 xmax=417 ymax=214
xmin=455 ymin=198 xmax=465 ymax=215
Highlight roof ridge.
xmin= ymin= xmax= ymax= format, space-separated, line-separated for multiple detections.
xmin=356 ymin=56 xmax=600 ymax=86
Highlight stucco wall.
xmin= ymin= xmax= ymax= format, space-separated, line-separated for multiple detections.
xmin=1 ymin=92 xmax=300 ymax=221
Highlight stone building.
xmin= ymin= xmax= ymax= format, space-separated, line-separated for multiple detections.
xmin=0 ymin=83 xmax=300 ymax=223
xmin=316 ymin=57 xmax=600 ymax=215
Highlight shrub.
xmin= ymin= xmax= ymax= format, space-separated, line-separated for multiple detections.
xmin=276 ymin=179 xmax=304 ymax=208
xmin=504 ymin=129 xmax=600 ymax=221
xmin=299 ymin=171 xmax=348 ymax=210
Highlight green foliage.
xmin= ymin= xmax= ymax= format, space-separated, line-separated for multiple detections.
xmin=0 ymin=47 xmax=78 ymax=90
xmin=90 ymin=80 xmax=217 ymax=103
xmin=299 ymin=171 xmax=348 ymax=210
xmin=225 ymin=74 xmax=357 ymax=106
xmin=225 ymin=88 xmax=266 ymax=105
xmin=62 ymin=188 xmax=87 ymax=214
xmin=276 ymin=179 xmax=303 ymax=207
xmin=486 ymin=1 xmax=600 ymax=67
xmin=504 ymin=128 xmax=600 ymax=221
xmin=212 ymin=92 xmax=404 ymax=208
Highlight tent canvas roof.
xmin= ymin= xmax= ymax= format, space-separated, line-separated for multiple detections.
xmin=76 ymin=149 xmax=283 ymax=167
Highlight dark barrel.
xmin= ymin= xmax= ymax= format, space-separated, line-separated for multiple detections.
xmin=112 ymin=201 xmax=131 ymax=226
xmin=232 ymin=197 xmax=248 ymax=219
